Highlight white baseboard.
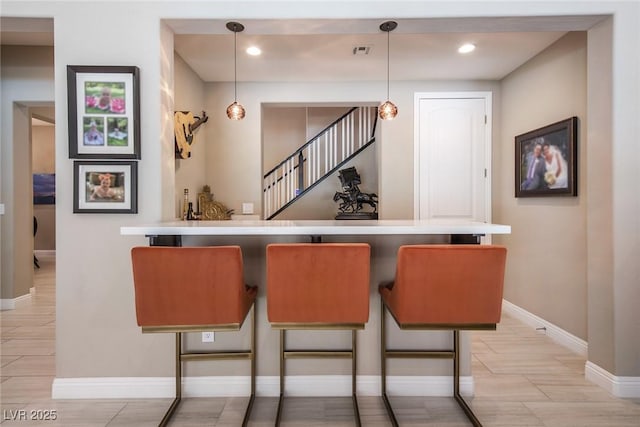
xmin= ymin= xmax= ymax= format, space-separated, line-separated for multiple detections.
xmin=502 ymin=299 xmax=588 ymax=357
xmin=585 ymin=362 xmax=640 ymax=398
xmin=52 ymin=375 xmax=474 ymax=400
xmin=0 ymin=291 xmax=33 ymax=310
xmin=34 ymin=250 xmax=56 ymax=257
xmin=0 ymin=299 xmax=16 ymax=310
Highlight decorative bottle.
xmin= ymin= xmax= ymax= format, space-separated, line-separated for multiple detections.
xmin=186 ymin=202 xmax=195 ymax=220
xmin=182 ymin=189 xmax=189 ymax=220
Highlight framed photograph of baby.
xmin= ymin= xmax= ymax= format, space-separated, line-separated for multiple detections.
xmin=73 ymin=161 xmax=137 ymax=214
xmin=515 ymin=117 xmax=578 ymax=198
xmin=67 ymin=65 xmax=140 ymax=159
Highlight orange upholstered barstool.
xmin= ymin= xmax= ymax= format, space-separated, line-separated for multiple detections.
xmin=380 ymin=245 xmax=507 ymax=427
xmin=130 ymin=246 xmax=257 ymax=427
xmin=266 ymin=243 xmax=370 ymax=426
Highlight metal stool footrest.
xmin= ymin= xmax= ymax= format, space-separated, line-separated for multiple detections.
xmin=381 ymin=300 xmax=486 ymax=427
xmin=275 ymin=328 xmax=361 ymax=427
xmin=159 ymin=303 xmax=256 ymax=427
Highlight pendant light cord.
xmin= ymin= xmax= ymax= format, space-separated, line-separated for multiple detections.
xmin=234 ymin=27 xmax=238 ymax=102
xmin=386 ymin=27 xmax=390 ymax=100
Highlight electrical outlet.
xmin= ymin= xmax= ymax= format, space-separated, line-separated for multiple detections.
xmin=202 ymin=332 xmax=215 ymax=342
xmin=242 ymin=202 xmax=254 ymax=214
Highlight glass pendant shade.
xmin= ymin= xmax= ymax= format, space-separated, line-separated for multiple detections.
xmin=226 ymin=101 xmax=246 ymax=120
xmin=379 ymin=21 xmax=398 ymax=121
xmin=226 ymin=22 xmax=245 ymax=120
xmin=378 ymin=100 xmax=398 ymax=120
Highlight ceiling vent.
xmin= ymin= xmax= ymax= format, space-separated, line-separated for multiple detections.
xmin=352 ymin=46 xmax=371 ymax=55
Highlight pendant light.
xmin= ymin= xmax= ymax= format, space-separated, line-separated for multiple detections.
xmin=226 ymin=21 xmax=245 ymax=120
xmin=379 ymin=21 xmax=398 ymax=120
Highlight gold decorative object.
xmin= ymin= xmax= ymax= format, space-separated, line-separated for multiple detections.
xmin=198 ymin=185 xmax=233 ymax=220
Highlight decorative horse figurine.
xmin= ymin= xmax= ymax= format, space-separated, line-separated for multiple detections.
xmin=333 ymin=167 xmax=378 ymax=218
xmin=356 ymin=192 xmax=378 ymax=212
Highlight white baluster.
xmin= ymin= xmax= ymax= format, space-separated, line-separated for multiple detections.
xmin=340 ymin=120 xmax=348 ymax=160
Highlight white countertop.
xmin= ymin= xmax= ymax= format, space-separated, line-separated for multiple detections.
xmin=120 ymin=219 xmax=510 ymax=236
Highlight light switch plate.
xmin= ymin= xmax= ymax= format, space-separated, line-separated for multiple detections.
xmin=242 ymin=203 xmax=254 ymax=214
xmin=0 ymin=204 xmax=4 ymax=215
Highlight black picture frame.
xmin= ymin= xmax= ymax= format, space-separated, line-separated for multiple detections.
xmin=515 ymin=117 xmax=578 ymax=198
xmin=73 ymin=161 xmax=138 ymax=214
xmin=67 ymin=65 xmax=140 ymax=159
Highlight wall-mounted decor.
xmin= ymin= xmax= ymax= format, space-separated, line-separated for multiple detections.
xmin=73 ymin=161 xmax=137 ymax=213
xmin=174 ymin=111 xmax=208 ymax=159
xmin=33 ymin=173 xmax=56 ymax=205
xmin=515 ymin=116 xmax=577 ymax=197
xmin=67 ymin=65 xmax=140 ymax=159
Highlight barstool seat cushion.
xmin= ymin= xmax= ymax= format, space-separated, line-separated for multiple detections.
xmin=267 ymin=243 xmax=370 ymax=324
xmin=380 ymin=245 xmax=506 ymax=326
xmin=131 ymin=246 xmax=256 ymax=328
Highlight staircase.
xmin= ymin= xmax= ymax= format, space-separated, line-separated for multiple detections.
xmin=263 ymin=106 xmax=378 ymax=220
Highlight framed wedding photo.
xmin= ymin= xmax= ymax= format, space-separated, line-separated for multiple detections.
xmin=73 ymin=161 xmax=138 ymax=214
xmin=515 ymin=117 xmax=578 ymax=198
xmin=67 ymin=65 xmax=140 ymax=159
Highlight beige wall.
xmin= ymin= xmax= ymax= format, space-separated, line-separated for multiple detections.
xmin=32 ymin=125 xmax=55 ymax=173
xmin=32 ymin=124 xmax=56 ymax=251
xmin=495 ymin=32 xmax=588 ymax=339
xmin=1 ymin=45 xmax=54 ymax=301
xmin=174 ymin=53 xmax=207 ymax=218
xmin=262 ymin=106 xmax=306 ymax=172
xmin=205 ymin=79 xmax=500 ymax=219
xmin=2 ymin=0 xmax=638 ymax=391
xmin=586 ymin=17 xmax=615 ymax=374
xmin=273 ymin=145 xmax=378 ymax=220
xmin=262 ymin=105 xmax=376 ymax=220
xmin=306 ymin=106 xmax=353 ymax=140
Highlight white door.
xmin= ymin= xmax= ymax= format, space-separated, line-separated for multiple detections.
xmin=414 ymin=93 xmax=491 ymax=222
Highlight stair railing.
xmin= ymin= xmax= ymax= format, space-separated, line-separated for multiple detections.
xmin=263 ymin=106 xmax=377 ymax=219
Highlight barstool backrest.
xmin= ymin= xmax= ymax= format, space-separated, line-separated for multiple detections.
xmin=386 ymin=245 xmax=506 ymax=325
xmin=131 ymin=246 xmax=250 ymax=328
xmin=266 ymin=243 xmax=370 ymax=324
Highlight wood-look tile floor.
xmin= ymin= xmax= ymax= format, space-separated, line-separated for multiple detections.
xmin=1 ymin=253 xmax=639 ymax=426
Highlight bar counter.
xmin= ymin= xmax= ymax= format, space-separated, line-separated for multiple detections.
xmin=120 ymin=219 xmax=511 ymax=397
xmin=121 ymin=218 xmax=510 ymax=239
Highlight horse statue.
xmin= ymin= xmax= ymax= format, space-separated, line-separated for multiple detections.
xmin=333 ymin=167 xmax=378 ymax=218
xmin=356 ymin=192 xmax=378 ymax=212
xmin=333 ymin=191 xmax=354 ymax=213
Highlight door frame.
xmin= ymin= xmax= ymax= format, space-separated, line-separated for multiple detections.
xmin=413 ymin=91 xmax=493 ymax=221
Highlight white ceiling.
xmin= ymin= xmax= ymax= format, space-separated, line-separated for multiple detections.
xmin=169 ymin=16 xmax=605 ymax=82
xmin=2 ymin=15 xmax=606 ymax=82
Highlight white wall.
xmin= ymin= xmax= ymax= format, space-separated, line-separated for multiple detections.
xmin=1 ymin=0 xmax=638 ymax=391
xmin=496 ymin=32 xmax=588 ymax=339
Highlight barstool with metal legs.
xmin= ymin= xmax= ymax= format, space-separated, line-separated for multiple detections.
xmin=380 ymin=244 xmax=507 ymax=427
xmin=130 ymin=246 xmax=257 ymax=427
xmin=266 ymin=243 xmax=370 ymax=426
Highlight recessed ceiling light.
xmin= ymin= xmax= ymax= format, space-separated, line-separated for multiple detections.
xmin=246 ymin=46 xmax=262 ymax=56
xmin=458 ymin=43 xmax=476 ymax=54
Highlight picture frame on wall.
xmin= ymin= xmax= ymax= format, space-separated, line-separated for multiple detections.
xmin=33 ymin=173 xmax=56 ymax=205
xmin=67 ymin=65 xmax=140 ymax=159
xmin=73 ymin=161 xmax=138 ymax=214
xmin=515 ymin=116 xmax=578 ymax=198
